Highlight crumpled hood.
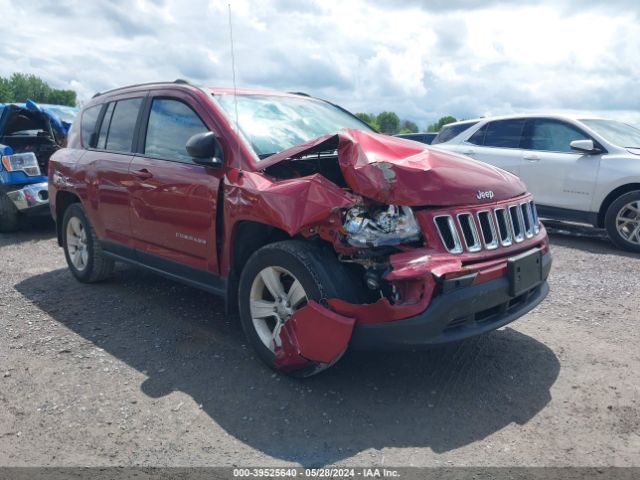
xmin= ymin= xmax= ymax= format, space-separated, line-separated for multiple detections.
xmin=258 ymin=129 xmax=527 ymax=206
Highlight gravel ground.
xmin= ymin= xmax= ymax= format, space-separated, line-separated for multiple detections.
xmin=0 ymin=220 xmax=638 ymax=467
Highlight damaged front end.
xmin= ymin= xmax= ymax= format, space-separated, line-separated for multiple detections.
xmin=243 ymin=129 xmax=550 ymax=370
xmin=0 ymin=101 xmax=72 ymax=223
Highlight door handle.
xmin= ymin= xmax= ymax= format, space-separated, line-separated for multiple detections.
xmin=523 ymin=154 xmax=540 ymax=162
xmin=463 ymin=149 xmax=475 ymax=155
xmin=133 ymin=168 xmax=153 ymax=179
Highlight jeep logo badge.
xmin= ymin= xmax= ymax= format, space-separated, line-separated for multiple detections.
xmin=476 ymin=190 xmax=494 ymax=200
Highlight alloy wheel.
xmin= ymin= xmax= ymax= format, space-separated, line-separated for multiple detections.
xmin=616 ymin=200 xmax=640 ymax=246
xmin=249 ymin=266 xmax=308 ymax=352
xmin=66 ymin=217 xmax=89 ymax=271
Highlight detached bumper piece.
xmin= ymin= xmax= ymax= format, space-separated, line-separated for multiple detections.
xmin=274 ymin=300 xmax=355 ymax=370
xmin=350 ymin=251 xmax=551 ymax=350
xmin=6 ymin=182 xmax=49 ymax=214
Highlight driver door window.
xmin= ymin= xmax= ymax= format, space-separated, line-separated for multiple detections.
xmin=144 ymin=99 xmax=208 ymax=162
xmin=526 ymin=119 xmax=589 ymax=153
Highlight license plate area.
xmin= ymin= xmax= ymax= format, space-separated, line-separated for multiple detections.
xmin=507 ymin=248 xmax=542 ymax=297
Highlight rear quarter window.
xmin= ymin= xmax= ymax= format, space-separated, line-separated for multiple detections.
xmin=80 ymin=105 xmax=102 ymax=148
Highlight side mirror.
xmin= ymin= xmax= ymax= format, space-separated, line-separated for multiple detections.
xmin=186 ymin=132 xmax=224 ymax=167
xmin=570 ymin=139 xmax=599 ymax=154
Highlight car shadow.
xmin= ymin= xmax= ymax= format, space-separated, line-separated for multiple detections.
xmin=0 ymin=217 xmax=55 ymax=248
xmin=544 ymin=220 xmax=638 ymax=258
xmin=15 ymin=267 xmax=560 ymax=466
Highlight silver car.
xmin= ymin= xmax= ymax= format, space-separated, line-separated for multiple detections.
xmin=432 ymin=114 xmax=640 ymax=252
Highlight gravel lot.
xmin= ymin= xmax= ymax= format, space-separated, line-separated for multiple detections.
xmin=1 ymin=220 xmax=638 ymax=467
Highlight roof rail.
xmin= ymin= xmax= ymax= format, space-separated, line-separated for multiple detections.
xmin=287 ymin=91 xmax=311 ymax=97
xmin=91 ymin=79 xmax=194 ymax=99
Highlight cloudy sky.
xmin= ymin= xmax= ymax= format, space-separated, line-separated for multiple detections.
xmin=2 ymin=0 xmax=639 ymax=128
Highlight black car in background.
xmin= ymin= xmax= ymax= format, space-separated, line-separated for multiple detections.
xmin=394 ymin=132 xmax=437 ymax=145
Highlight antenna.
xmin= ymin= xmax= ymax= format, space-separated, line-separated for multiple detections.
xmin=228 ymin=3 xmax=240 ymax=139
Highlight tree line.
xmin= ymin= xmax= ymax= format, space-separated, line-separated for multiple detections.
xmin=356 ymin=111 xmax=458 ymax=135
xmin=0 ymin=73 xmax=77 ymax=107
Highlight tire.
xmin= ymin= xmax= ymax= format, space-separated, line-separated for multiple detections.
xmin=0 ymin=192 xmax=19 ymax=233
xmin=238 ymin=240 xmax=358 ymax=377
xmin=604 ymin=190 xmax=640 ymax=253
xmin=62 ymin=203 xmax=115 ymax=282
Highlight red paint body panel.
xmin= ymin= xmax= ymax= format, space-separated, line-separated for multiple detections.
xmin=274 ymin=300 xmax=355 ymax=367
xmin=129 ymin=156 xmax=221 ymax=271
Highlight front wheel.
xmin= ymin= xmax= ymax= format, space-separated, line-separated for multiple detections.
xmin=605 ymin=191 xmax=640 ymax=253
xmin=62 ymin=203 xmax=115 ymax=282
xmin=238 ymin=240 xmax=352 ymax=377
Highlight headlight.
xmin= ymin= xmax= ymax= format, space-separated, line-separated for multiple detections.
xmin=1 ymin=152 xmax=41 ymax=176
xmin=343 ymin=205 xmax=421 ymax=247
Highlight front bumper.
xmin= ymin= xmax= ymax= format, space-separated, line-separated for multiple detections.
xmin=6 ymin=182 xmax=49 ymax=215
xmin=350 ymin=251 xmax=551 ymax=350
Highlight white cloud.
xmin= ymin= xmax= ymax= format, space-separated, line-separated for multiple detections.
xmin=1 ymin=0 xmax=638 ymax=127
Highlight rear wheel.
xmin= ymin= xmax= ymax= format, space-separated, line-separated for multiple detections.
xmin=0 ymin=192 xmax=19 ymax=233
xmin=238 ymin=240 xmax=354 ymax=377
xmin=605 ymin=191 xmax=640 ymax=252
xmin=62 ymin=203 xmax=115 ymax=282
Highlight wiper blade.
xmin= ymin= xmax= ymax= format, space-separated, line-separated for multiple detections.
xmin=258 ymin=152 xmax=277 ymax=159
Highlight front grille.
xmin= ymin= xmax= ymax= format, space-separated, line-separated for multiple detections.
xmin=433 ymin=200 xmax=540 ymax=254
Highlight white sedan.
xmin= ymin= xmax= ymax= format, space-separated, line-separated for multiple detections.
xmin=431 ymin=114 xmax=640 ymax=252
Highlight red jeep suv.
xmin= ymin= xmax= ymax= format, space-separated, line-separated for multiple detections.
xmin=49 ymin=80 xmax=551 ymax=376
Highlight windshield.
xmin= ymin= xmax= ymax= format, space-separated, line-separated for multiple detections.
xmin=580 ymin=119 xmax=640 ymax=148
xmin=214 ymin=94 xmax=372 ymax=157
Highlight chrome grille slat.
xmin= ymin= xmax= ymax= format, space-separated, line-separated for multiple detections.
xmin=521 ymin=202 xmax=535 ymax=238
xmin=433 ymin=215 xmax=463 ymax=254
xmin=509 ymin=205 xmax=525 ymax=242
xmin=433 ymin=200 xmax=541 ymax=254
xmin=530 ymin=200 xmax=540 ymax=234
xmin=457 ymin=213 xmax=482 ymax=252
xmin=494 ymin=208 xmax=513 ymax=246
xmin=477 ymin=210 xmax=498 ymax=250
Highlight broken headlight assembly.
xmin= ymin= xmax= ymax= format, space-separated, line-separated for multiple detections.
xmin=343 ymin=204 xmax=421 ymax=247
xmin=1 ymin=152 xmax=41 ymax=176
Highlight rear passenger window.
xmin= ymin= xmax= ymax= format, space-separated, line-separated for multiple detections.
xmin=483 ymin=119 xmax=526 ymax=148
xmin=144 ymin=98 xmax=208 ymax=163
xmin=432 ymin=122 xmax=478 ymax=144
xmin=81 ymin=105 xmax=101 ymax=148
xmin=104 ymin=98 xmax=143 ymax=153
xmin=467 ymin=124 xmax=487 ymax=145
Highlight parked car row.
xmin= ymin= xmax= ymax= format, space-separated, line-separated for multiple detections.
xmin=7 ymin=78 xmax=637 ymax=376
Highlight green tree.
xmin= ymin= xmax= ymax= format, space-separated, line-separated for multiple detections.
xmin=399 ymin=119 xmax=419 ymax=134
xmin=376 ymin=111 xmax=400 ymax=134
xmin=0 ymin=77 xmax=10 ymax=103
xmin=427 ymin=115 xmax=457 ymax=132
xmin=0 ymin=73 xmax=77 ymax=106
xmin=355 ymin=112 xmax=380 ymax=131
xmin=47 ymin=88 xmax=77 ymax=106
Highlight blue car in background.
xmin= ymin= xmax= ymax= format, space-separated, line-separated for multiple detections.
xmin=0 ymin=100 xmax=77 ymax=231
